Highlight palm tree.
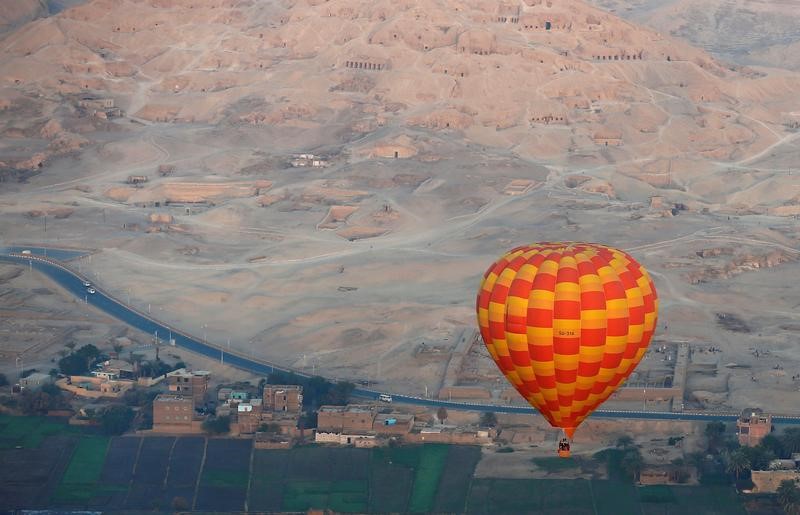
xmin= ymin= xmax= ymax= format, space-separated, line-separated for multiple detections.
xmin=782 ymin=428 xmax=800 ymax=455
xmin=724 ymin=448 xmax=751 ymax=480
xmin=436 ymin=407 xmax=448 ymax=425
xmin=777 ymin=480 xmax=800 ymax=515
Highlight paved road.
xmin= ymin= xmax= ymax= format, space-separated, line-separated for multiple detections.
xmin=3 ymin=249 xmax=800 ymax=425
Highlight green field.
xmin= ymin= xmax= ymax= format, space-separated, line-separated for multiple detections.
xmin=52 ymin=435 xmax=110 ymax=504
xmin=201 ymin=468 xmax=250 ymax=488
xmin=0 ymin=414 xmax=81 ymax=449
xmin=408 ymin=445 xmax=449 ymax=512
xmin=465 ymin=479 xmax=746 ymax=515
xmin=282 ymin=479 xmax=368 ymax=513
xmin=0 ymin=413 xmax=752 ymax=514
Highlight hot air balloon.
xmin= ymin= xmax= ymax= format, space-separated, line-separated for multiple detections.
xmin=476 ymin=242 xmax=658 ymax=457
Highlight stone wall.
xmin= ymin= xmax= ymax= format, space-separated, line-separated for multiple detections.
xmin=751 ymin=470 xmax=800 ymax=493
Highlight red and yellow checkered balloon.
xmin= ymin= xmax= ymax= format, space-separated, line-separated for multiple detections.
xmin=476 ymin=243 xmax=658 ymax=438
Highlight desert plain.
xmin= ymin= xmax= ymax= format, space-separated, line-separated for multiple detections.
xmin=0 ymin=0 xmax=799 ymax=415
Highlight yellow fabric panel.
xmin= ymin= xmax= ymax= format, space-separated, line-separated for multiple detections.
xmin=488 ymin=302 xmax=506 ymax=323
xmin=516 ymin=366 xmax=536 ymax=382
xmin=553 ymin=353 xmax=579 ymax=370
xmin=493 ymin=337 xmax=510 ymax=358
xmin=506 ymin=332 xmax=528 ymax=353
xmin=540 ymin=386 xmax=559 ymax=403
xmin=530 ymin=288 xmax=555 ymax=301
xmin=532 ymin=360 xmax=554 ymax=377
xmin=581 ymin=309 xmax=607 ymax=321
xmin=597 ymin=367 xmax=616 ymax=383
xmin=555 ymin=281 xmax=581 ymax=295
xmin=578 ymin=346 xmax=605 ymax=362
xmin=505 ymin=370 xmax=523 ymax=387
xmin=506 ymin=295 xmax=528 ymax=318
xmin=538 ymin=259 xmax=559 ymax=276
xmin=576 ymin=376 xmax=596 ymax=389
xmin=605 ymin=335 xmax=628 ymax=353
xmin=527 ymin=326 xmax=553 ymax=340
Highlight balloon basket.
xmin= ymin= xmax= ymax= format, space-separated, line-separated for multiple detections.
xmin=558 ymin=448 xmax=571 ymax=458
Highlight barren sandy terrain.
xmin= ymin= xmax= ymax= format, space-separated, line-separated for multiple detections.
xmin=590 ymin=0 xmax=800 ymax=71
xmin=1 ymin=0 xmax=800 ymax=415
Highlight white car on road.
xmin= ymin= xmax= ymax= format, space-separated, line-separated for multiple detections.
xmin=87 ymin=288 xmax=96 ymax=294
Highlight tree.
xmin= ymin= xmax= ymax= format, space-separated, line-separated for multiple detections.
xmin=303 ymin=376 xmax=332 ymax=408
xmin=64 ymin=341 xmax=76 ymax=352
xmin=480 ymin=411 xmax=498 ymax=427
xmin=687 ymin=451 xmax=706 ymax=472
xmin=58 ymin=353 xmax=88 ymax=376
xmin=299 ymin=411 xmax=318 ymax=429
xmin=325 ymin=381 xmax=354 ymax=405
xmin=101 ymin=405 xmax=135 ymax=435
xmin=202 ymin=416 xmax=230 ymax=435
xmin=705 ymin=421 xmax=726 ymax=452
xmin=782 ymin=428 xmax=800 ymax=455
xmin=258 ymin=423 xmax=281 ymax=433
xmin=19 ymin=389 xmax=66 ymax=415
xmin=724 ymin=448 xmax=751 ymax=480
xmin=112 ymin=342 xmax=124 ymax=356
xmin=778 ymin=480 xmax=800 ymax=515
xmin=41 ymin=383 xmax=62 ymax=397
xmin=620 ymin=448 xmax=644 ymax=482
xmin=759 ymin=434 xmax=786 ymax=459
xmin=0 ymin=373 xmax=7 ymax=386
xmin=436 ymin=407 xmax=448 ymax=425
xmin=76 ymin=344 xmax=100 ymax=362
xmin=741 ymin=444 xmax=774 ymax=471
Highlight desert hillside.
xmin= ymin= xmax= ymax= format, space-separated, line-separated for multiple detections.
xmin=590 ymin=0 xmax=800 ymax=72
xmin=2 ymin=0 xmax=799 ymax=166
xmin=1 ymin=0 xmax=800 ymax=410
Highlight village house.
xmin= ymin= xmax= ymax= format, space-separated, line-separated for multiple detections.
xmin=57 ymin=375 xmax=134 ymax=399
xmin=317 ymin=405 xmax=376 ymax=433
xmin=751 ymin=456 xmax=800 ymax=493
xmin=166 ymin=368 xmax=210 ymax=405
xmin=225 ymin=385 xmax=304 ymax=436
xmin=736 ymin=408 xmax=772 ymax=446
xmin=262 ymin=384 xmax=303 ymax=413
xmin=152 ymin=393 xmax=206 ymax=433
xmin=290 ymin=154 xmax=329 ymax=168
xmin=77 ymin=96 xmax=123 ymax=118
xmin=19 ymin=372 xmax=54 ymax=389
xmin=92 ymin=359 xmax=135 ymax=381
xmin=593 ymin=130 xmax=623 ymax=146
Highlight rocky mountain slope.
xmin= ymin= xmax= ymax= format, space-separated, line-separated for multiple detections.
xmin=1 ymin=0 xmax=799 ymax=209
xmin=590 ymin=0 xmax=800 ymax=72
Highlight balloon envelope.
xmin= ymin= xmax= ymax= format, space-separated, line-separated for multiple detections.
xmin=476 ymin=243 xmax=658 ymax=437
